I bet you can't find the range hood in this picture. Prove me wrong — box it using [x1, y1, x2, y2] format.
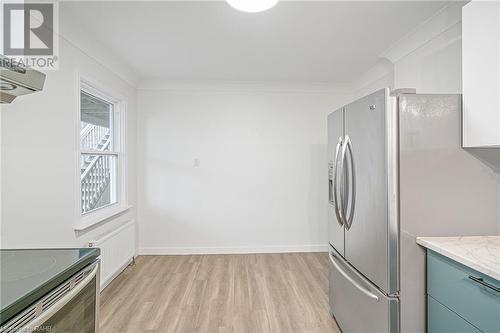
[0, 56, 46, 104]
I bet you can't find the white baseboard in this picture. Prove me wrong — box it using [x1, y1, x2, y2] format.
[138, 244, 328, 255]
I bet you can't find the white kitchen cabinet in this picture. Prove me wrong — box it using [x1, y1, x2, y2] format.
[462, 1, 500, 147]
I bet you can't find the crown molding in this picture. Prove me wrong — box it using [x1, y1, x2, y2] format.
[352, 59, 394, 93]
[137, 79, 354, 94]
[380, 1, 465, 64]
[59, 7, 139, 88]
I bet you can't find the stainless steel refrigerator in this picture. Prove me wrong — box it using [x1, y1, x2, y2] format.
[327, 88, 499, 333]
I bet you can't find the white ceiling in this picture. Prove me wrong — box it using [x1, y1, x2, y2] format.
[61, 1, 451, 83]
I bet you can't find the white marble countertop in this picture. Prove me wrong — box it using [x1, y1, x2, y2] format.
[416, 236, 500, 281]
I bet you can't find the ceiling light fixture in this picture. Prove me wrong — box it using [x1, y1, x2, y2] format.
[226, 0, 279, 13]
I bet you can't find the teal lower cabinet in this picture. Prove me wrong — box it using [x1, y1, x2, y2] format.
[428, 296, 482, 333]
[427, 250, 500, 333]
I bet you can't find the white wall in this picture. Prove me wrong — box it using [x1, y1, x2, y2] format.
[353, 3, 464, 96]
[353, 59, 395, 99]
[394, 22, 462, 94]
[0, 21, 138, 248]
[137, 83, 351, 254]
[351, 3, 464, 97]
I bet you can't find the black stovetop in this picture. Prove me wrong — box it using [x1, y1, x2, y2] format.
[0, 248, 100, 325]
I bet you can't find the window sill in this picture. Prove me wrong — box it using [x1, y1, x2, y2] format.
[74, 204, 132, 231]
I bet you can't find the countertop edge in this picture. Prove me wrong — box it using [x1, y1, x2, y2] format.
[416, 237, 500, 281]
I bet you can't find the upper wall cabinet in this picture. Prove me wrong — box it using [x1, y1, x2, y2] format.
[462, 1, 500, 148]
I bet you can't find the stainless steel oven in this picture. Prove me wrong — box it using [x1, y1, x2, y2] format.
[1, 260, 100, 333]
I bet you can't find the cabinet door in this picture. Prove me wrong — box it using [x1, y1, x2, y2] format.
[428, 296, 482, 333]
[427, 250, 500, 333]
[462, 1, 500, 147]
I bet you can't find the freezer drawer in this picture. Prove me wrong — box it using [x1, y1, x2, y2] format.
[329, 248, 399, 333]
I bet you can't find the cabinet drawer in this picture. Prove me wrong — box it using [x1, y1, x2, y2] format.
[427, 251, 500, 333]
[428, 296, 482, 333]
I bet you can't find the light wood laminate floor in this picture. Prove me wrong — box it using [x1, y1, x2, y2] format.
[100, 253, 340, 333]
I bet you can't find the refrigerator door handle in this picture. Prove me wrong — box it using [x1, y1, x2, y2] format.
[329, 251, 379, 301]
[338, 135, 349, 227]
[343, 136, 356, 230]
[333, 137, 345, 226]
[328, 162, 334, 205]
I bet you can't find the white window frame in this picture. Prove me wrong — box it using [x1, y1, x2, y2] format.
[74, 74, 129, 231]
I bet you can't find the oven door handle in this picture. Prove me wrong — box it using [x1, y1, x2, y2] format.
[20, 262, 99, 332]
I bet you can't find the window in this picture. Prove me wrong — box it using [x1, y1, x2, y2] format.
[78, 81, 126, 221]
